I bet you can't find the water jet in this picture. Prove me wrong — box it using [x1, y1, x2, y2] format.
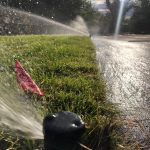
[114, 0, 126, 39]
[0, 5, 89, 36]
[0, 86, 43, 139]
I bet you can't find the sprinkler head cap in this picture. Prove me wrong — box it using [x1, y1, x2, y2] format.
[43, 111, 85, 140]
[43, 111, 85, 150]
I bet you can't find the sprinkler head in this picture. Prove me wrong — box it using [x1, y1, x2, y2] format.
[43, 111, 85, 150]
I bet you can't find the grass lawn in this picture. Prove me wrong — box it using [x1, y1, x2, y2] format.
[0, 35, 121, 150]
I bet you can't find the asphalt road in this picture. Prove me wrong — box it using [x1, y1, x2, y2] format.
[92, 35, 150, 146]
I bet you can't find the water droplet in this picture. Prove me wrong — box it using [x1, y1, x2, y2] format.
[0, 66, 5, 72]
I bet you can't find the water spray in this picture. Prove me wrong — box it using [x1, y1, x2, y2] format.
[114, 0, 126, 39]
[0, 5, 89, 36]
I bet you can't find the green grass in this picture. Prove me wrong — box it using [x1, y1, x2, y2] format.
[0, 35, 121, 150]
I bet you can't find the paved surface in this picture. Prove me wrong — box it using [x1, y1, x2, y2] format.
[104, 34, 150, 42]
[92, 35, 150, 146]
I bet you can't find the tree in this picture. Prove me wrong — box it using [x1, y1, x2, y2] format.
[130, 0, 150, 33]
[0, 0, 90, 22]
[80, 1, 101, 25]
[106, 0, 133, 33]
[0, 0, 40, 11]
[41, 0, 84, 22]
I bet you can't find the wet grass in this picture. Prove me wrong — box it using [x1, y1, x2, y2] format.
[0, 35, 121, 149]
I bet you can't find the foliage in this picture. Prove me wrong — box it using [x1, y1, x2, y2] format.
[0, 35, 121, 149]
[130, 0, 150, 33]
[80, 1, 98, 25]
[80, 2, 105, 34]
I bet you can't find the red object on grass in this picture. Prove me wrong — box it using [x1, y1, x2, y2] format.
[15, 60, 44, 96]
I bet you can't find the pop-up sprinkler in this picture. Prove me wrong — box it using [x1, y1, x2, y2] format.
[15, 61, 88, 149]
[43, 111, 85, 150]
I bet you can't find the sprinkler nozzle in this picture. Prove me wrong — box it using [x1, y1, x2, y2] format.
[43, 111, 85, 150]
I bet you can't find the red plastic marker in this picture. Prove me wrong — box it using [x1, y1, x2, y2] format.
[15, 60, 44, 96]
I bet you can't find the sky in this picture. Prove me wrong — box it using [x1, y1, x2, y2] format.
[91, 0, 108, 13]
[92, 0, 133, 17]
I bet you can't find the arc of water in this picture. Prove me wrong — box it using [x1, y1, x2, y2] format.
[0, 86, 43, 139]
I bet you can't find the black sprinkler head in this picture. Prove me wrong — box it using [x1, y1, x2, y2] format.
[43, 111, 85, 150]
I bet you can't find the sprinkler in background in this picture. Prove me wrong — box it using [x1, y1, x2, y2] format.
[15, 60, 91, 150]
